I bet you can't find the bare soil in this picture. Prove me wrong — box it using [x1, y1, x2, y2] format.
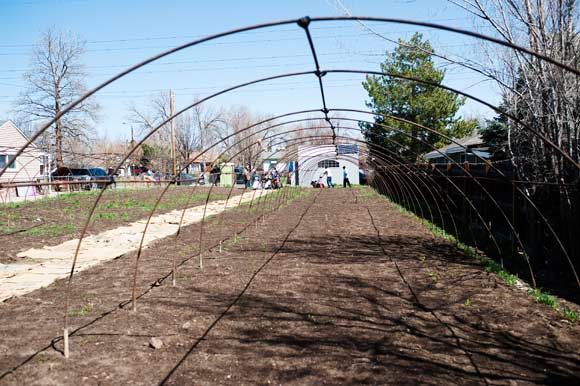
[0, 187, 579, 385]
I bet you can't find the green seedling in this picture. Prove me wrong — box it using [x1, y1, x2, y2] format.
[427, 270, 438, 283]
[307, 313, 317, 323]
[563, 308, 579, 323]
[21, 257, 42, 264]
[528, 288, 557, 309]
[95, 212, 117, 220]
[372, 188, 578, 324]
[68, 303, 93, 317]
[36, 353, 49, 363]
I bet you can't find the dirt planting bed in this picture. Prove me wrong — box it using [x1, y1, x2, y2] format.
[0, 186, 237, 264]
[0, 187, 579, 385]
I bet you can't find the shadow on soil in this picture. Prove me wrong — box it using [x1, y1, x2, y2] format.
[159, 233, 580, 385]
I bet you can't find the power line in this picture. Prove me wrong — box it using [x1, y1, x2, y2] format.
[0, 31, 482, 56]
[0, 43, 482, 76]
[0, 18, 484, 48]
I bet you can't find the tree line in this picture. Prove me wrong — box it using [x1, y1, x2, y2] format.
[363, 1, 580, 189]
[11, 28, 285, 175]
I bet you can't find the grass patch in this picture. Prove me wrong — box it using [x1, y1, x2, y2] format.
[359, 188, 379, 198]
[102, 201, 121, 209]
[2, 202, 22, 209]
[0, 223, 17, 234]
[95, 212, 118, 220]
[24, 222, 76, 237]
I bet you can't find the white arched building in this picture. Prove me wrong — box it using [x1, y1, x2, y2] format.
[295, 144, 359, 187]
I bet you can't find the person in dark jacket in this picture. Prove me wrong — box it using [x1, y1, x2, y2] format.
[210, 165, 221, 186]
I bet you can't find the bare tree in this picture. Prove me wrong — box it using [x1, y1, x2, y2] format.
[449, 0, 580, 184]
[189, 102, 225, 170]
[129, 94, 224, 172]
[16, 28, 99, 168]
[128, 92, 174, 172]
[220, 106, 275, 171]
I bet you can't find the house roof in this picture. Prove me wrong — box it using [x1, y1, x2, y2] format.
[424, 132, 485, 159]
[0, 120, 41, 151]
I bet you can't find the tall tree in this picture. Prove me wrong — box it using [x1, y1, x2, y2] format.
[361, 33, 465, 162]
[129, 94, 224, 173]
[219, 106, 274, 171]
[16, 28, 98, 168]
[449, 0, 580, 183]
[189, 102, 224, 170]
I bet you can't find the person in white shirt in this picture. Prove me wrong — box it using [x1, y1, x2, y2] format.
[324, 167, 334, 188]
[252, 176, 262, 190]
[342, 166, 351, 188]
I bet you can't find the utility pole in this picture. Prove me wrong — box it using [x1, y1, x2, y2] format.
[169, 90, 177, 176]
[129, 125, 136, 176]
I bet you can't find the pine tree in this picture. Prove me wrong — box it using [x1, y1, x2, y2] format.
[361, 33, 465, 162]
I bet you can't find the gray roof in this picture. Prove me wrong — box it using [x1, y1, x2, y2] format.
[424, 132, 485, 159]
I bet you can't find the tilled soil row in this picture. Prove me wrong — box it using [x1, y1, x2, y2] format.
[0, 187, 303, 385]
[1, 187, 579, 386]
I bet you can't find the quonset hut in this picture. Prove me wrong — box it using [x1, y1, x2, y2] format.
[294, 144, 359, 187]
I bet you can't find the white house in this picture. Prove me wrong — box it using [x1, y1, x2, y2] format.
[295, 144, 360, 187]
[0, 120, 48, 198]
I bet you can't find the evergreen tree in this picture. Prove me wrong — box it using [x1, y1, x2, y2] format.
[361, 33, 465, 162]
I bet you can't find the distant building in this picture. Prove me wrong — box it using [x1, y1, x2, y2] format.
[187, 150, 220, 175]
[0, 120, 49, 198]
[262, 148, 287, 172]
[0, 120, 48, 181]
[424, 132, 491, 164]
[295, 144, 360, 187]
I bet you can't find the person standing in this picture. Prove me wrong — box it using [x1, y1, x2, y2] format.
[210, 165, 221, 186]
[324, 167, 334, 188]
[342, 166, 351, 188]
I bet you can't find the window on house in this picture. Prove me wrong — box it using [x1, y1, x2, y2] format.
[318, 159, 339, 168]
[0, 154, 16, 169]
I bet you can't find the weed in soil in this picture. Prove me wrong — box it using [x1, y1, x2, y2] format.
[528, 288, 557, 309]
[563, 308, 579, 322]
[370, 188, 579, 324]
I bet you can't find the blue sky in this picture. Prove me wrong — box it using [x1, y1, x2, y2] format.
[0, 0, 501, 141]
